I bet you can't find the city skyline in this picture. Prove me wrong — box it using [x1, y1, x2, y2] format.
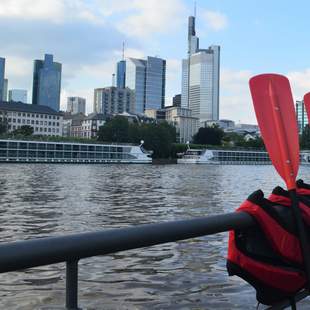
[1, 0, 310, 123]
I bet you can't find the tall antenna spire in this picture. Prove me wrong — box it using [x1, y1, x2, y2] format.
[122, 42, 125, 61]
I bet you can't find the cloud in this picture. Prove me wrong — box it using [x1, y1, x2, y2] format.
[116, 0, 186, 38]
[220, 69, 255, 123]
[287, 69, 310, 101]
[201, 10, 228, 31]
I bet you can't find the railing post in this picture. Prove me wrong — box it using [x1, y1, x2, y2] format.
[66, 260, 81, 310]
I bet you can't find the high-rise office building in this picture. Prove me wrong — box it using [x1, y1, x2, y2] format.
[67, 97, 86, 114]
[8, 89, 27, 103]
[116, 60, 126, 88]
[32, 54, 62, 112]
[0, 58, 5, 101]
[125, 56, 166, 113]
[93, 87, 135, 115]
[296, 100, 308, 133]
[2, 79, 8, 101]
[181, 16, 220, 123]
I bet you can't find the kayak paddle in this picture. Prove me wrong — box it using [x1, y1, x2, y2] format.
[249, 73, 310, 288]
[303, 92, 310, 123]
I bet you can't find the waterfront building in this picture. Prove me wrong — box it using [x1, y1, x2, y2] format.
[81, 113, 106, 139]
[93, 87, 135, 115]
[0, 101, 63, 136]
[125, 56, 166, 113]
[116, 60, 126, 88]
[67, 97, 86, 114]
[145, 106, 198, 143]
[173, 94, 181, 107]
[8, 89, 27, 103]
[181, 16, 220, 124]
[62, 112, 86, 137]
[32, 54, 62, 112]
[165, 106, 199, 143]
[296, 100, 308, 133]
[0, 58, 5, 101]
[2, 78, 8, 101]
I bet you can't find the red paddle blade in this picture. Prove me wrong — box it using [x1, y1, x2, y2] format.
[303, 92, 310, 122]
[249, 74, 299, 190]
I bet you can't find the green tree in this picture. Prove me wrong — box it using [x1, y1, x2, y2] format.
[193, 125, 224, 145]
[12, 125, 33, 136]
[97, 116, 129, 143]
[0, 119, 7, 134]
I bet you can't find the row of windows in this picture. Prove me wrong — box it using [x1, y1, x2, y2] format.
[0, 150, 135, 160]
[0, 142, 128, 152]
[7, 125, 60, 133]
[0, 112, 59, 119]
[1, 118, 60, 126]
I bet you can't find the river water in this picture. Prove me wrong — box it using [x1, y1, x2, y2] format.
[0, 164, 309, 309]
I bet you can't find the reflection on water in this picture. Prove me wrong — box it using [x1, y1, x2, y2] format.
[0, 164, 309, 309]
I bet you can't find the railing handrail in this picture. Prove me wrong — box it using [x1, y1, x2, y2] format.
[0, 211, 253, 273]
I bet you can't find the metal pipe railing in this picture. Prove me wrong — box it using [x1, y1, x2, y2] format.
[0, 211, 306, 309]
[0, 211, 253, 272]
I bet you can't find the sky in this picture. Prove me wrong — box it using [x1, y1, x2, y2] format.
[1, 0, 310, 123]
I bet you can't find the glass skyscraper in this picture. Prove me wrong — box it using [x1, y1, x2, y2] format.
[0, 58, 5, 102]
[125, 56, 166, 113]
[32, 54, 62, 112]
[181, 16, 220, 123]
[116, 60, 126, 88]
[296, 100, 308, 133]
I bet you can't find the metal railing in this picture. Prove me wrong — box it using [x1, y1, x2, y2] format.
[0, 212, 307, 309]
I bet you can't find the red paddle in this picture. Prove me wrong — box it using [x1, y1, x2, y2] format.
[249, 73, 310, 288]
[303, 92, 310, 122]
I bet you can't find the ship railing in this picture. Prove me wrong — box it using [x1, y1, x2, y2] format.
[0, 212, 307, 310]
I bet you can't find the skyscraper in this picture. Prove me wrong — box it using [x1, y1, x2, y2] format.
[125, 56, 166, 113]
[8, 89, 27, 103]
[181, 16, 220, 123]
[296, 100, 308, 133]
[116, 60, 126, 88]
[67, 97, 86, 114]
[0, 58, 5, 101]
[2, 79, 8, 101]
[32, 54, 62, 112]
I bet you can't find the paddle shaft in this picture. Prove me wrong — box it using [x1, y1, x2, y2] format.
[289, 189, 310, 286]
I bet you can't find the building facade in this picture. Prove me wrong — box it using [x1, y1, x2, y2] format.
[0, 58, 5, 102]
[173, 94, 181, 107]
[296, 100, 308, 133]
[32, 54, 62, 112]
[93, 87, 135, 115]
[8, 89, 27, 103]
[0, 101, 63, 136]
[67, 97, 86, 114]
[116, 60, 126, 88]
[181, 16, 220, 124]
[81, 113, 106, 139]
[2, 79, 8, 101]
[125, 56, 166, 113]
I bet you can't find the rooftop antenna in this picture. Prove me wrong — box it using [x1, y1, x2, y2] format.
[112, 73, 116, 87]
[122, 41, 125, 61]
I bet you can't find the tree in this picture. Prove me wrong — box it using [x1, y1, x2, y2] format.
[97, 116, 129, 143]
[193, 125, 224, 145]
[12, 125, 33, 136]
[0, 120, 6, 134]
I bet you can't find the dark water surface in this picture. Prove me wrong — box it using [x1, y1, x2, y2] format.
[0, 164, 309, 309]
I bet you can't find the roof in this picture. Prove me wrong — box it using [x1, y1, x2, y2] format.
[0, 101, 61, 115]
[85, 113, 107, 120]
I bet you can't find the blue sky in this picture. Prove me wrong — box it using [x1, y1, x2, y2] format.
[0, 0, 309, 123]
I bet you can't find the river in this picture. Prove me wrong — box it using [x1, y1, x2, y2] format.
[0, 164, 309, 309]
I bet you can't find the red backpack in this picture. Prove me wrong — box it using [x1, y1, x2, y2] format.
[227, 189, 307, 305]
